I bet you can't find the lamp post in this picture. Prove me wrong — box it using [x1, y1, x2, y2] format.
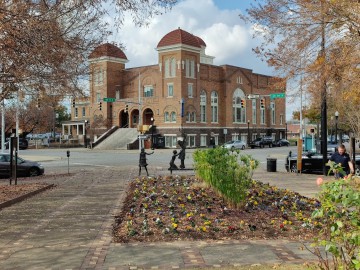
[150, 117, 155, 150]
[247, 120, 250, 146]
[330, 116, 334, 142]
[84, 120, 88, 148]
[335, 111, 339, 144]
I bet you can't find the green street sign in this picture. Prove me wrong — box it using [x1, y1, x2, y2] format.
[270, 93, 285, 99]
[103, 97, 116, 102]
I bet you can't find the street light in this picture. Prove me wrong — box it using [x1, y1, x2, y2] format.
[247, 120, 250, 146]
[150, 117, 155, 150]
[335, 111, 339, 144]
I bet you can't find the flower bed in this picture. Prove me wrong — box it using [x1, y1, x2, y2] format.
[113, 175, 321, 243]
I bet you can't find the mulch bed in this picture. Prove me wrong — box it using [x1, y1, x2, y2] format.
[113, 175, 322, 243]
[0, 183, 54, 210]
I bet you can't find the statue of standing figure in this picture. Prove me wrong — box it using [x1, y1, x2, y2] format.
[139, 148, 154, 176]
[177, 132, 187, 169]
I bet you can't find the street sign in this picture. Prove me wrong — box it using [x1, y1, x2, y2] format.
[103, 97, 116, 102]
[247, 94, 260, 99]
[270, 93, 285, 99]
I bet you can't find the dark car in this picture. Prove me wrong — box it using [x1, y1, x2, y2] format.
[249, 137, 274, 148]
[285, 151, 360, 175]
[273, 139, 290, 147]
[5, 138, 29, 150]
[0, 154, 44, 177]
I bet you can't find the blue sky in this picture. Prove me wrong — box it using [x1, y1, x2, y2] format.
[105, 0, 296, 119]
[213, 0, 253, 11]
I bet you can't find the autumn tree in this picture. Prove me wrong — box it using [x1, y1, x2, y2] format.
[0, 0, 177, 101]
[241, 0, 360, 136]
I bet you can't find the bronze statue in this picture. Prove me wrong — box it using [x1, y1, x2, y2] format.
[169, 150, 179, 171]
[177, 132, 187, 169]
[139, 148, 154, 176]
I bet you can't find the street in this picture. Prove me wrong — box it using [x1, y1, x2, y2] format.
[17, 146, 295, 175]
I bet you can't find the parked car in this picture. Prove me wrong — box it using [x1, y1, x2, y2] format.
[5, 138, 29, 150]
[249, 137, 274, 148]
[223, 140, 246, 150]
[285, 151, 360, 175]
[0, 154, 44, 177]
[273, 139, 290, 147]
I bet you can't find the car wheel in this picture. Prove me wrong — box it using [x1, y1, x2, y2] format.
[251, 146, 254, 149]
[241, 145, 245, 150]
[260, 144, 264, 148]
[290, 163, 298, 173]
[28, 167, 40, 177]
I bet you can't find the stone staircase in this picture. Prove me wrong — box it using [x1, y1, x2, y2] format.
[94, 128, 138, 150]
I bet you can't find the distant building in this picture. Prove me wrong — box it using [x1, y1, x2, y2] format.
[71, 28, 286, 148]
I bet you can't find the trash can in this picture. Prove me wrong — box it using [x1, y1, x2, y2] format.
[267, 158, 277, 172]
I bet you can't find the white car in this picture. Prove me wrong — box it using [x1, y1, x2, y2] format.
[223, 140, 246, 150]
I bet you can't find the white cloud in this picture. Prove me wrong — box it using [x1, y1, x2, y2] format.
[106, 0, 271, 75]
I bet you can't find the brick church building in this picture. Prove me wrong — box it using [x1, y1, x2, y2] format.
[70, 28, 286, 148]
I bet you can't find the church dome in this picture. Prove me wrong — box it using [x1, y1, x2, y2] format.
[157, 28, 203, 48]
[89, 43, 128, 60]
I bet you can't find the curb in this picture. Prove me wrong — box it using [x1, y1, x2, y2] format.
[0, 184, 55, 210]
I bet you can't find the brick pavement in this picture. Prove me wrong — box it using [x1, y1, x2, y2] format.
[0, 166, 325, 269]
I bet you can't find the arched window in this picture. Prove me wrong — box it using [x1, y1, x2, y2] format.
[170, 111, 176, 122]
[186, 111, 191, 122]
[186, 111, 197, 122]
[170, 58, 176, 77]
[164, 58, 176, 78]
[191, 112, 196, 122]
[165, 59, 170, 78]
[233, 88, 246, 123]
[164, 112, 170, 122]
[211, 91, 218, 123]
[200, 90, 206, 123]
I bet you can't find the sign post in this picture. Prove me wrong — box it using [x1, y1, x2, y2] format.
[297, 139, 303, 174]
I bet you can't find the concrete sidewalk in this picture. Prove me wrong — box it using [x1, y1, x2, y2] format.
[0, 167, 328, 269]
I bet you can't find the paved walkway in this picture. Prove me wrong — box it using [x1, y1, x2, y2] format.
[0, 165, 331, 269]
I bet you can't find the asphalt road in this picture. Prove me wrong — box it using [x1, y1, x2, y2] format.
[17, 145, 295, 175]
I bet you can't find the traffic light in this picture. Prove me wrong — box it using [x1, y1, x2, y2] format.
[124, 104, 128, 113]
[240, 99, 245, 108]
[72, 99, 75, 107]
[260, 98, 265, 109]
[36, 98, 40, 108]
[98, 102, 102, 111]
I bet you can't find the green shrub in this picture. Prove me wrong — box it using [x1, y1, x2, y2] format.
[193, 147, 259, 208]
[311, 173, 360, 270]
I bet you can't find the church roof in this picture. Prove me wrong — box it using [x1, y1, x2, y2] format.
[89, 43, 128, 60]
[157, 28, 205, 48]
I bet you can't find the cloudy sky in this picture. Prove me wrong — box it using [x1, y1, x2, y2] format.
[105, 0, 297, 119]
